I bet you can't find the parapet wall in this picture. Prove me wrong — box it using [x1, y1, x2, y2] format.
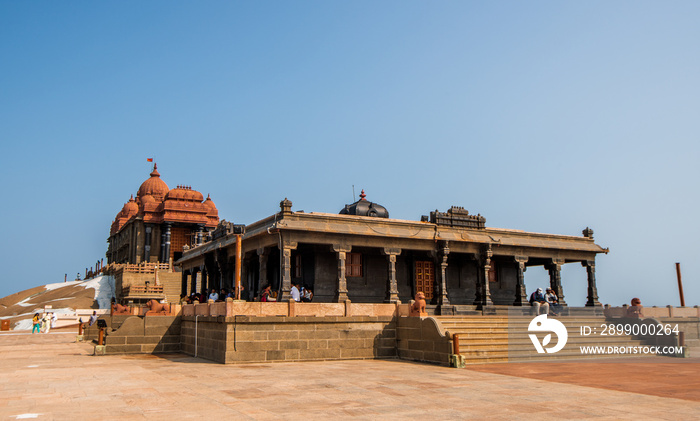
[605, 305, 700, 318]
[182, 300, 400, 318]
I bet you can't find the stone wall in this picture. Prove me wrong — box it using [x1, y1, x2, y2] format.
[102, 316, 181, 354]
[180, 315, 397, 364]
[396, 316, 452, 366]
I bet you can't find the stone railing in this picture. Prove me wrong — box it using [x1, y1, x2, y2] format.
[122, 285, 164, 295]
[122, 263, 171, 273]
[181, 300, 402, 318]
[604, 305, 700, 318]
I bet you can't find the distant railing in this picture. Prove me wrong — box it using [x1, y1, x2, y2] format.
[122, 285, 164, 296]
[122, 263, 170, 274]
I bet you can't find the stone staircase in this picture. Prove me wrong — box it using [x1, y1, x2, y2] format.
[436, 314, 650, 364]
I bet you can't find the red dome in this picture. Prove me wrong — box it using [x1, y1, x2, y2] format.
[166, 185, 204, 202]
[137, 164, 169, 200]
[122, 195, 138, 218]
[203, 194, 216, 209]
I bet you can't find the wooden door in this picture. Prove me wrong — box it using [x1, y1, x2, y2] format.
[415, 261, 435, 300]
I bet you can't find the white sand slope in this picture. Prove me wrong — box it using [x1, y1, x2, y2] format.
[0, 275, 115, 330]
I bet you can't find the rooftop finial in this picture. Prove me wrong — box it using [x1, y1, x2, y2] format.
[360, 189, 366, 201]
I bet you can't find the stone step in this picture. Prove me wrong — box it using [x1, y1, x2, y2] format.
[449, 335, 644, 345]
[460, 346, 652, 363]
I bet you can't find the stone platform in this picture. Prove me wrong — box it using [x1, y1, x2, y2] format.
[0, 331, 698, 419]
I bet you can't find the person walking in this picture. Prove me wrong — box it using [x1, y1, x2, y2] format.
[32, 313, 41, 334]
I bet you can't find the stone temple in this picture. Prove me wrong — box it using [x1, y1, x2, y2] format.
[106, 165, 607, 312]
[176, 191, 607, 313]
[93, 165, 696, 366]
[105, 164, 219, 303]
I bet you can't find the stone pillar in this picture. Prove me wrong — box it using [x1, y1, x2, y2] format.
[196, 224, 204, 246]
[163, 223, 172, 264]
[200, 266, 207, 294]
[514, 256, 529, 306]
[191, 268, 198, 295]
[583, 260, 600, 307]
[382, 248, 401, 303]
[242, 256, 251, 301]
[332, 244, 352, 303]
[144, 225, 152, 262]
[279, 241, 297, 302]
[181, 270, 188, 297]
[194, 268, 201, 294]
[437, 241, 450, 306]
[547, 259, 567, 306]
[160, 229, 166, 262]
[474, 245, 493, 307]
[258, 248, 268, 298]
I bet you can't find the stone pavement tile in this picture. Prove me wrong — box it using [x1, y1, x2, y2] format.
[465, 358, 700, 402]
[1, 334, 700, 420]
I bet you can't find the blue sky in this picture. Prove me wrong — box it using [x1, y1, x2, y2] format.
[1, 1, 698, 307]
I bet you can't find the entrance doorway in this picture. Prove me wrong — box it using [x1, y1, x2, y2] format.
[415, 261, 435, 300]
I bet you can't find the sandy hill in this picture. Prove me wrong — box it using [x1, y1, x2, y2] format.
[0, 275, 115, 330]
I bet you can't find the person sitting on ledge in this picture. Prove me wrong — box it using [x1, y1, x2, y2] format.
[302, 286, 313, 302]
[261, 285, 276, 302]
[290, 282, 301, 302]
[529, 288, 549, 316]
[626, 297, 644, 319]
[208, 288, 219, 302]
[545, 288, 560, 316]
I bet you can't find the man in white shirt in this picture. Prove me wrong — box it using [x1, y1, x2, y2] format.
[89, 311, 98, 326]
[209, 288, 219, 301]
[290, 283, 301, 302]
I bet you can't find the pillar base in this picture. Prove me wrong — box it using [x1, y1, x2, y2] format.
[93, 345, 106, 356]
[513, 297, 529, 306]
[436, 305, 455, 316]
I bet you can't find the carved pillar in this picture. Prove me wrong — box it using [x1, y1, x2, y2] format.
[181, 270, 188, 297]
[196, 224, 204, 246]
[437, 241, 450, 306]
[195, 267, 202, 294]
[279, 241, 297, 302]
[190, 268, 197, 296]
[144, 225, 152, 262]
[547, 259, 566, 306]
[475, 245, 493, 307]
[242, 256, 251, 301]
[382, 248, 401, 303]
[163, 223, 172, 264]
[514, 256, 529, 306]
[258, 248, 268, 298]
[583, 260, 600, 307]
[332, 244, 352, 302]
[160, 229, 166, 262]
[215, 250, 227, 291]
[200, 265, 207, 294]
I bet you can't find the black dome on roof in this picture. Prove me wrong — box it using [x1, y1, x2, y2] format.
[339, 190, 389, 218]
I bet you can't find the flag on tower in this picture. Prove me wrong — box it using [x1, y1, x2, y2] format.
[147, 158, 153, 162]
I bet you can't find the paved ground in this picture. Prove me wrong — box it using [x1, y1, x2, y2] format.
[0, 332, 698, 420]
